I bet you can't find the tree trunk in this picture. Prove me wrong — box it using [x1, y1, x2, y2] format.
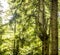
[13, 15, 19, 55]
[50, 0, 58, 55]
[36, 0, 49, 55]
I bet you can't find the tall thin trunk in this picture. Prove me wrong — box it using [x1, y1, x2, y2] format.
[39, 0, 49, 55]
[35, 0, 49, 55]
[13, 39, 19, 55]
[50, 0, 58, 55]
[13, 11, 19, 55]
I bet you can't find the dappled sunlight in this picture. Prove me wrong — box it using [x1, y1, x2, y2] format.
[0, 0, 11, 24]
[0, 0, 13, 39]
[0, 0, 59, 55]
[0, 0, 9, 11]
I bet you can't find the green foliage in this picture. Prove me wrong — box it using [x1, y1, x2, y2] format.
[0, 0, 60, 55]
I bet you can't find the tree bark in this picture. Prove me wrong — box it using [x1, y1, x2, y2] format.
[36, 0, 49, 55]
[50, 0, 58, 55]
